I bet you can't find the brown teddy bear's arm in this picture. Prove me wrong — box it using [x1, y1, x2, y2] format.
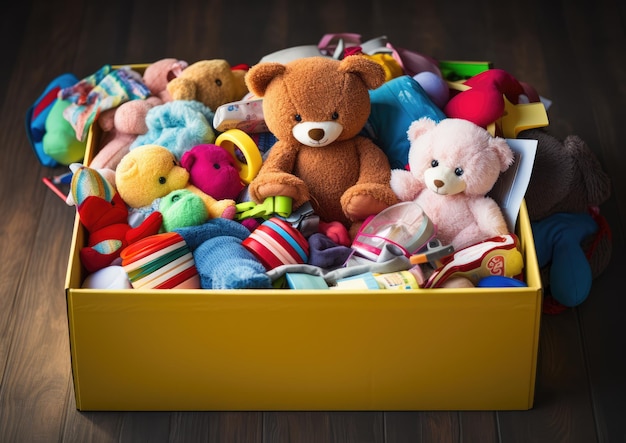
[340, 137, 400, 221]
[248, 141, 309, 207]
[354, 137, 394, 184]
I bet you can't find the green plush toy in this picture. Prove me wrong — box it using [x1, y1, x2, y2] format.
[42, 98, 87, 165]
[159, 188, 208, 232]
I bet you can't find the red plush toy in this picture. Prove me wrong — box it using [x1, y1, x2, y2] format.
[444, 68, 541, 129]
[67, 164, 163, 273]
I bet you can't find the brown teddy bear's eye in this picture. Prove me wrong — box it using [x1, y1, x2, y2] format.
[331, 112, 339, 120]
[159, 177, 166, 184]
[455, 167, 464, 176]
[294, 114, 302, 122]
[215, 79, 222, 87]
[431, 159, 438, 167]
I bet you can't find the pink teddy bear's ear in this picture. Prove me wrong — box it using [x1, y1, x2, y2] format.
[489, 136, 515, 172]
[407, 117, 438, 142]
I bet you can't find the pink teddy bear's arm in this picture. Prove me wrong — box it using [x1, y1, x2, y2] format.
[470, 197, 510, 237]
[390, 168, 424, 201]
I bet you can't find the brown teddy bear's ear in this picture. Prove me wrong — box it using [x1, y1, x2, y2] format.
[407, 117, 437, 142]
[339, 55, 386, 90]
[489, 136, 515, 172]
[244, 62, 286, 97]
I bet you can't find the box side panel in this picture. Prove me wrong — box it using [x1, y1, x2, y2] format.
[65, 207, 87, 409]
[516, 200, 543, 408]
[518, 200, 541, 289]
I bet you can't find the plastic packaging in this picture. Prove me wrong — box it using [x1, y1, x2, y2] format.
[351, 201, 436, 262]
[332, 268, 423, 290]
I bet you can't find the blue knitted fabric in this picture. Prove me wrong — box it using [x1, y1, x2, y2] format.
[174, 218, 272, 289]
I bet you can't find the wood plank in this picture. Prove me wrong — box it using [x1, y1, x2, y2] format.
[0, 189, 76, 441]
[385, 412, 463, 443]
[499, 311, 598, 443]
[263, 412, 383, 443]
[580, 253, 626, 443]
[539, 2, 626, 442]
[0, 1, 85, 441]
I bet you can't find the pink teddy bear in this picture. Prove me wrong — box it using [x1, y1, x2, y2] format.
[390, 117, 515, 251]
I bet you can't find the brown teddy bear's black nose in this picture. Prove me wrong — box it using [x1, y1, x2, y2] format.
[308, 128, 325, 141]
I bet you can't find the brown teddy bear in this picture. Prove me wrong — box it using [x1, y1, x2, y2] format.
[244, 55, 399, 234]
[166, 59, 249, 112]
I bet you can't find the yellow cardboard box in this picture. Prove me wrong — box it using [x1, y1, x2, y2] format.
[64, 72, 542, 411]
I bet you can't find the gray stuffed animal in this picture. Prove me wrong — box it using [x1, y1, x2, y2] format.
[518, 128, 612, 312]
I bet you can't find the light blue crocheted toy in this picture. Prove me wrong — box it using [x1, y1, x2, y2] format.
[131, 99, 216, 160]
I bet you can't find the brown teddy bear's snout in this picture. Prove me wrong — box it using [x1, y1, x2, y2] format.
[293, 121, 343, 147]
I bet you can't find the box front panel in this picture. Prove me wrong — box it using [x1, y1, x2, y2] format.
[67, 286, 540, 411]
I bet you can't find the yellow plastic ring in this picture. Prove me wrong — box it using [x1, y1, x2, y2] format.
[215, 129, 263, 184]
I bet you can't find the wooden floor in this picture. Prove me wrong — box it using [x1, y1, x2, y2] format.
[2, 0, 625, 441]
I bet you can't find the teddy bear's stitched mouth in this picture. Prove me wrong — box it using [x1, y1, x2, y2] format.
[293, 121, 343, 147]
[428, 183, 448, 195]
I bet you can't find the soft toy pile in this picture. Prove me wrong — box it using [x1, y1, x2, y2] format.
[34, 34, 611, 307]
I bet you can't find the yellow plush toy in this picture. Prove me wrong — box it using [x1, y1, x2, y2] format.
[166, 59, 249, 111]
[115, 144, 236, 219]
[245, 55, 399, 235]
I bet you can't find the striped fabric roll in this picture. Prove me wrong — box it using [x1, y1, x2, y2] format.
[120, 232, 200, 290]
[242, 217, 309, 271]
